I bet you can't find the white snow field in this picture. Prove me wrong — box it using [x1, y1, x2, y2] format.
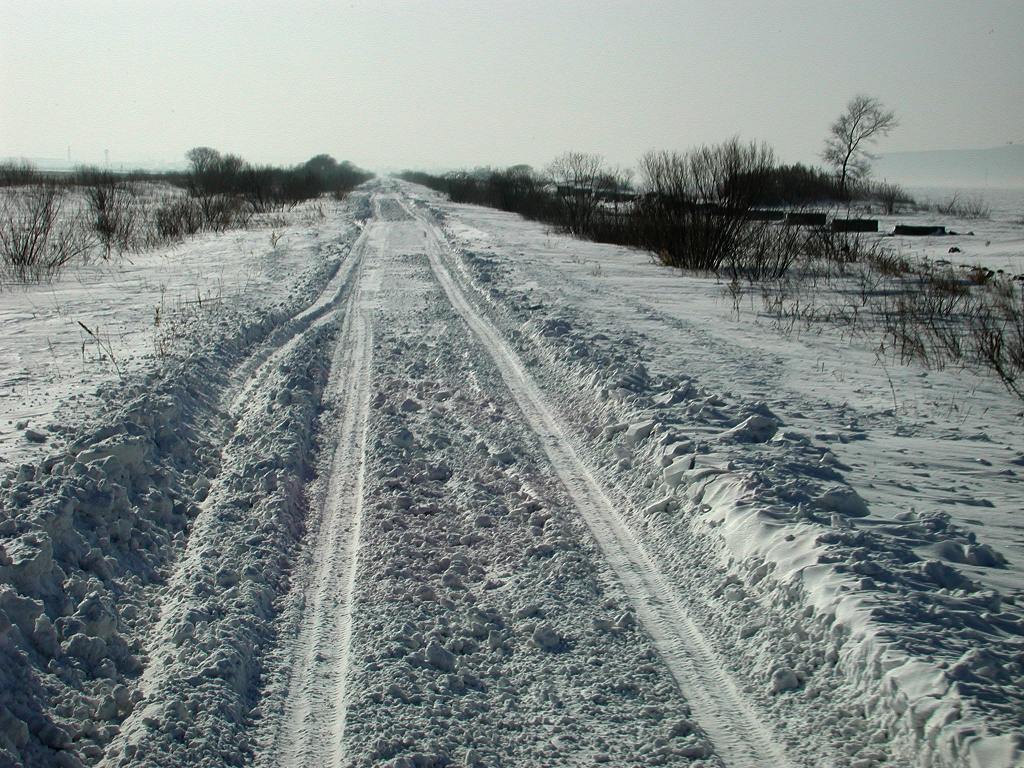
[0, 180, 1021, 768]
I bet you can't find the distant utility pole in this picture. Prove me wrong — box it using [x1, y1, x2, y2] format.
[104, 149, 110, 167]
[67, 145, 71, 163]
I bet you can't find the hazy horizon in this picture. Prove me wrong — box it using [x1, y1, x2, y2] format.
[2, 0, 1022, 172]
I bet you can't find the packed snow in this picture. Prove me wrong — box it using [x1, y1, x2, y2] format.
[0, 180, 1021, 768]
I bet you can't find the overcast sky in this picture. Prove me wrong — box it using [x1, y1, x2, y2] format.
[2, 0, 1022, 171]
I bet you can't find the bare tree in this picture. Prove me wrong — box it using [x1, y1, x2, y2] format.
[547, 152, 605, 235]
[822, 95, 898, 200]
[185, 147, 221, 177]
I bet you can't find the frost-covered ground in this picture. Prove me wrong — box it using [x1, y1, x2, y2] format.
[0, 181, 1020, 768]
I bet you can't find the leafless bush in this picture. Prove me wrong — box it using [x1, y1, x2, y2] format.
[153, 196, 204, 241]
[865, 248, 914, 277]
[758, 241, 1024, 398]
[0, 159, 39, 187]
[196, 193, 250, 232]
[876, 265, 974, 367]
[77, 166, 249, 252]
[797, 229, 905, 286]
[76, 167, 146, 256]
[870, 181, 911, 214]
[971, 283, 1024, 397]
[0, 185, 92, 282]
[936, 193, 990, 219]
[730, 221, 809, 280]
[546, 152, 607, 236]
[149, 192, 248, 240]
[637, 139, 777, 274]
[802, 227, 857, 269]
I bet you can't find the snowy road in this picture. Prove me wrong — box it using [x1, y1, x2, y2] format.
[264, 223, 373, 766]
[1, 181, 1021, 768]
[254, 192, 752, 766]
[410, 197, 791, 768]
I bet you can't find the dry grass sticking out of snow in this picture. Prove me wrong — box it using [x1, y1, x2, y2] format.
[0, 192, 358, 470]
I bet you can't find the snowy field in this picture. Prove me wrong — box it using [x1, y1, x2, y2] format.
[865, 185, 1024, 274]
[0, 181, 1021, 767]
[0, 197, 357, 470]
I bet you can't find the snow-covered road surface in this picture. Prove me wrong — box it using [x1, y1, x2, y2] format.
[261, 223, 373, 766]
[1, 181, 1021, 768]
[411, 197, 791, 768]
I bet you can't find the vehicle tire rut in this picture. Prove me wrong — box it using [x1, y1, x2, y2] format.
[256, 217, 380, 767]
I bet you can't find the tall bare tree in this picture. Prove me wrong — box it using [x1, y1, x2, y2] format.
[185, 147, 221, 177]
[822, 95, 898, 200]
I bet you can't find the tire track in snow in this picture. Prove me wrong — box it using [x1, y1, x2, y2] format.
[226, 218, 372, 420]
[262, 222, 381, 767]
[403, 197, 794, 768]
[99, 213, 375, 768]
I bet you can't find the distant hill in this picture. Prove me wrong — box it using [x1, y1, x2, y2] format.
[874, 145, 1024, 188]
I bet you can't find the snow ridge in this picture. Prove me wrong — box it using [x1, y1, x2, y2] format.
[0, 204, 362, 767]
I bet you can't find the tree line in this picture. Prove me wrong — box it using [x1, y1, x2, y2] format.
[399, 96, 907, 278]
[398, 143, 910, 278]
[182, 148, 373, 211]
